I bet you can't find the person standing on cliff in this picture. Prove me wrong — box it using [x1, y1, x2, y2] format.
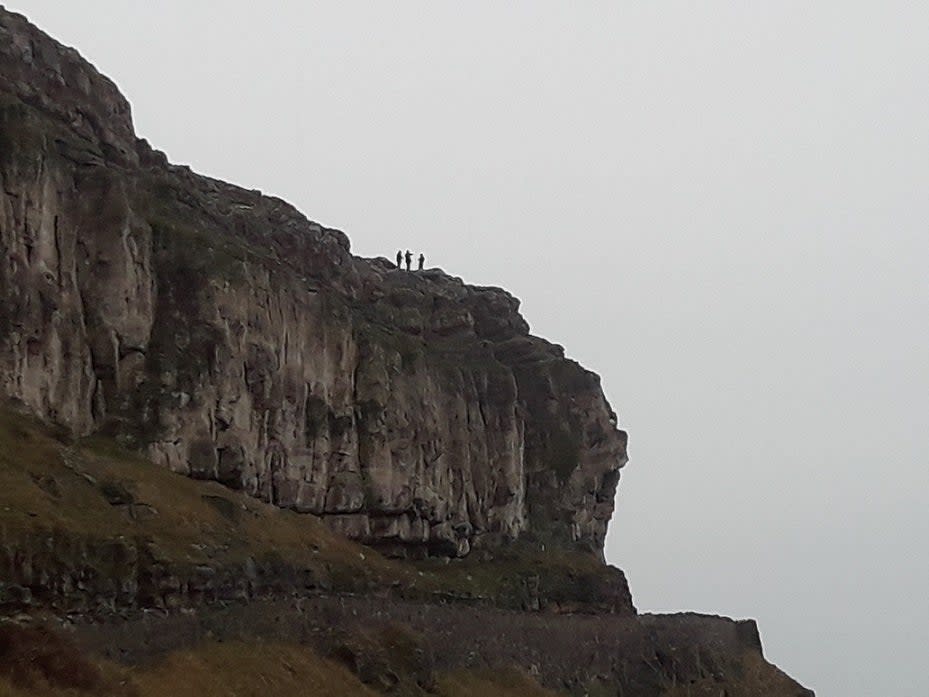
[405, 250, 412, 271]
[396, 249, 403, 269]
[418, 253, 425, 271]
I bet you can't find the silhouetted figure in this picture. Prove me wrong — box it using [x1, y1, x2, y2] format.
[396, 250, 402, 269]
[418, 253, 425, 270]
[404, 250, 412, 271]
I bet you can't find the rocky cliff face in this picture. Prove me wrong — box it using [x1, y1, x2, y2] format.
[0, 11, 817, 694]
[0, 6, 626, 561]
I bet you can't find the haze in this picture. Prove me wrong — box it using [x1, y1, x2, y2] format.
[7, 2, 928, 694]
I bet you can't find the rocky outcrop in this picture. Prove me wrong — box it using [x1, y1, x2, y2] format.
[0, 6, 626, 561]
[67, 598, 814, 697]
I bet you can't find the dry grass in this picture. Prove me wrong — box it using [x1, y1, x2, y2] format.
[415, 540, 617, 610]
[0, 624, 103, 694]
[0, 404, 620, 608]
[437, 667, 562, 697]
[129, 642, 381, 697]
[0, 405, 418, 588]
[0, 636, 378, 697]
[0, 630, 563, 697]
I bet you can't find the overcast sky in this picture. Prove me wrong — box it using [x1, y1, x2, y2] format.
[8, 2, 928, 695]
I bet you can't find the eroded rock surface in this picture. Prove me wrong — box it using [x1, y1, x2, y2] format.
[0, 6, 626, 561]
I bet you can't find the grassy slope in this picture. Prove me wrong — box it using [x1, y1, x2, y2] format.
[0, 404, 418, 593]
[0, 404, 618, 608]
[0, 407, 808, 696]
[0, 406, 569, 697]
[0, 625, 562, 697]
[0, 631, 806, 697]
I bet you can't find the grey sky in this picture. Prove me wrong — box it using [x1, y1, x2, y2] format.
[7, 2, 928, 694]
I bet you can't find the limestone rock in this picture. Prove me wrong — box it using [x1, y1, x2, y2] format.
[0, 6, 626, 560]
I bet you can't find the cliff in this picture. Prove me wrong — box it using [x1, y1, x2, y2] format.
[0, 407, 810, 696]
[0, 6, 624, 562]
[0, 7, 813, 696]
